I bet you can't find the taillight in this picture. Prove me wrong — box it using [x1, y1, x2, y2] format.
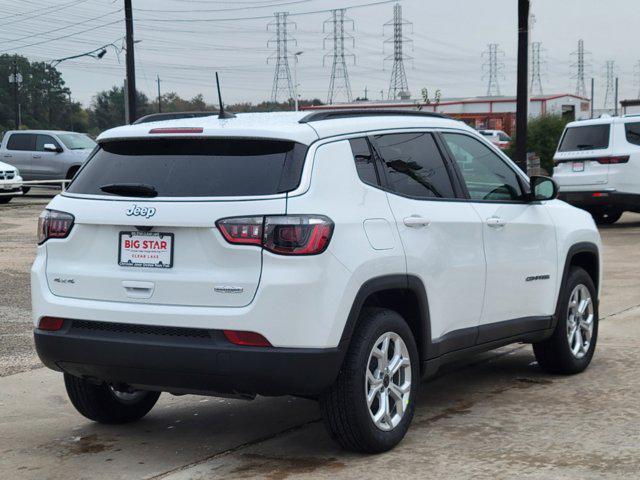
[216, 215, 334, 255]
[595, 156, 630, 164]
[223, 330, 271, 347]
[37, 209, 75, 245]
[38, 317, 64, 331]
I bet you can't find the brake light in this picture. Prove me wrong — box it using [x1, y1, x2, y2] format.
[595, 156, 630, 164]
[37, 210, 74, 244]
[223, 330, 271, 347]
[38, 317, 64, 331]
[148, 127, 204, 134]
[217, 215, 334, 255]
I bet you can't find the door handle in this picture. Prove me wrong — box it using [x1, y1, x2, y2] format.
[486, 216, 507, 228]
[122, 280, 155, 299]
[3, 154, 12, 158]
[403, 216, 431, 228]
[32, 155, 41, 159]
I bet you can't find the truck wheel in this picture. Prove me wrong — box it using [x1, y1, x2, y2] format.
[21, 187, 30, 195]
[592, 209, 622, 225]
[319, 308, 419, 453]
[64, 373, 160, 424]
[533, 267, 598, 375]
[0, 197, 12, 204]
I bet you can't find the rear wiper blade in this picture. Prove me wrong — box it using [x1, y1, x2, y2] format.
[100, 183, 158, 198]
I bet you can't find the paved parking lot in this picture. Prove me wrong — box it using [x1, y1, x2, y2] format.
[1, 191, 640, 479]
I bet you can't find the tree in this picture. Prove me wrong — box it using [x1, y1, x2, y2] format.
[506, 115, 570, 174]
[87, 86, 152, 135]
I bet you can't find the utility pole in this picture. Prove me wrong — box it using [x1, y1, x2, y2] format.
[571, 39, 588, 98]
[12, 57, 19, 128]
[268, 12, 296, 103]
[124, 0, 137, 123]
[364, 86, 368, 100]
[324, 8, 355, 104]
[384, 2, 412, 100]
[482, 43, 504, 96]
[590, 77, 595, 118]
[603, 60, 615, 111]
[530, 41, 544, 96]
[515, 0, 530, 172]
[157, 75, 162, 113]
[292, 51, 303, 111]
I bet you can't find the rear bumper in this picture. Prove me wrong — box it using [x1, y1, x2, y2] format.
[558, 190, 640, 212]
[34, 319, 345, 396]
[0, 186, 22, 196]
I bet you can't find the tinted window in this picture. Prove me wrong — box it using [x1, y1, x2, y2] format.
[349, 137, 379, 186]
[6, 133, 35, 151]
[624, 122, 640, 146]
[558, 125, 610, 151]
[443, 133, 523, 201]
[67, 138, 308, 197]
[498, 132, 511, 142]
[373, 132, 455, 199]
[35, 135, 60, 152]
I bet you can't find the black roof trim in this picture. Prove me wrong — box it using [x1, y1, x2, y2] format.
[298, 109, 451, 123]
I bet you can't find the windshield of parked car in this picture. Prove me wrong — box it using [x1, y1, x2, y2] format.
[558, 125, 610, 151]
[57, 133, 97, 150]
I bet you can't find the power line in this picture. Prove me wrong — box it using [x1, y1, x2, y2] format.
[135, 0, 317, 13]
[0, 0, 90, 24]
[324, 8, 354, 104]
[384, 2, 412, 100]
[482, 43, 504, 96]
[268, 12, 296, 102]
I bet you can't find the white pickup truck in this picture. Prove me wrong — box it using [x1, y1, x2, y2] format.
[0, 159, 23, 204]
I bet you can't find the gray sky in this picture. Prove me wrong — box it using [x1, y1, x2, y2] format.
[4, 0, 639, 108]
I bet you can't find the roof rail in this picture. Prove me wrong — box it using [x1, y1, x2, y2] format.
[298, 109, 451, 123]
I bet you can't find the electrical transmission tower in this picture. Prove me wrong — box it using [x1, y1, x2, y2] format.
[530, 41, 544, 96]
[482, 43, 504, 96]
[634, 60, 640, 99]
[384, 3, 412, 100]
[267, 12, 296, 103]
[571, 39, 589, 97]
[323, 9, 355, 104]
[603, 60, 616, 110]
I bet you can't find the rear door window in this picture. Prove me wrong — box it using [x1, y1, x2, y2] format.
[558, 125, 610, 151]
[6, 133, 35, 151]
[67, 138, 308, 197]
[372, 132, 455, 199]
[624, 122, 640, 146]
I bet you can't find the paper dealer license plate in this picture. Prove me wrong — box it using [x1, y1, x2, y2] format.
[119, 231, 173, 268]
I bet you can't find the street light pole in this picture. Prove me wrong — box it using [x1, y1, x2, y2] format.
[293, 51, 303, 111]
[124, 0, 137, 123]
[12, 57, 19, 129]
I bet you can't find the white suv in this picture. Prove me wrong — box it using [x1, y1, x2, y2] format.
[0, 160, 23, 204]
[553, 115, 640, 224]
[33, 110, 601, 453]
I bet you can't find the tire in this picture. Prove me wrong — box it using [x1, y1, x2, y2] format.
[64, 373, 160, 424]
[533, 267, 598, 375]
[21, 187, 30, 195]
[592, 209, 622, 225]
[0, 197, 12, 204]
[319, 308, 420, 453]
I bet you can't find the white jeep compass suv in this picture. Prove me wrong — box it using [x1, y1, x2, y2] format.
[553, 115, 640, 224]
[33, 110, 601, 453]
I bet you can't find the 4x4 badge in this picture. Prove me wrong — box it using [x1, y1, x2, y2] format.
[126, 205, 156, 219]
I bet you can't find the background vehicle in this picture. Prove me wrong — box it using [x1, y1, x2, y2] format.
[0, 130, 96, 191]
[479, 129, 512, 149]
[553, 116, 640, 224]
[0, 160, 22, 204]
[33, 110, 601, 453]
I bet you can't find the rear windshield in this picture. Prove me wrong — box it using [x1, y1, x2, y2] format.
[67, 138, 307, 197]
[558, 125, 610, 152]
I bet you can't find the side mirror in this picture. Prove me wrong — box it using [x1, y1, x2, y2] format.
[43, 143, 61, 153]
[529, 175, 558, 201]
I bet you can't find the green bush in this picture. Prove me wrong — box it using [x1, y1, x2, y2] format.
[506, 115, 570, 174]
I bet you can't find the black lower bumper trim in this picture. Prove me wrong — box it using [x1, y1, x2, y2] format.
[558, 191, 640, 213]
[34, 320, 344, 396]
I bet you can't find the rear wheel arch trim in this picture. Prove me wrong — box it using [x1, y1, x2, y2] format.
[339, 274, 431, 362]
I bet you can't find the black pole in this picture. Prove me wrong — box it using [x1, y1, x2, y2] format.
[12, 57, 19, 129]
[614, 77, 619, 116]
[515, 0, 529, 172]
[124, 0, 136, 123]
[157, 75, 162, 113]
[590, 78, 594, 119]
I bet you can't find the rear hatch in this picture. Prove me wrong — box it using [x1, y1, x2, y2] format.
[45, 137, 307, 307]
[553, 123, 612, 187]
